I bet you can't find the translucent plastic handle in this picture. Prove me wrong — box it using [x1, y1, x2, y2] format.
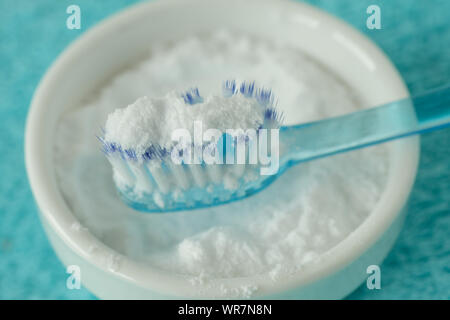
[280, 86, 450, 164]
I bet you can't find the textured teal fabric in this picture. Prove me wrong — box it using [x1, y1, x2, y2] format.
[0, 0, 448, 299]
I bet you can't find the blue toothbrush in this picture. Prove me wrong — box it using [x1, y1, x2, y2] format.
[101, 83, 450, 213]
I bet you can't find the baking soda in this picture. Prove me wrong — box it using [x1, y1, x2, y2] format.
[104, 93, 264, 154]
[54, 31, 388, 297]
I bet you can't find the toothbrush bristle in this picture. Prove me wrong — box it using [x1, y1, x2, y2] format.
[98, 137, 120, 155]
[223, 80, 237, 97]
[142, 145, 168, 161]
[263, 107, 284, 128]
[239, 81, 256, 97]
[181, 88, 203, 105]
[256, 88, 275, 107]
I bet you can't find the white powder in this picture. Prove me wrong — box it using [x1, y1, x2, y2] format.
[54, 31, 388, 298]
[104, 93, 264, 153]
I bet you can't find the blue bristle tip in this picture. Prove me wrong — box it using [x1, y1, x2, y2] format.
[239, 81, 256, 97]
[223, 80, 237, 97]
[182, 88, 203, 105]
[256, 88, 275, 107]
[263, 107, 284, 127]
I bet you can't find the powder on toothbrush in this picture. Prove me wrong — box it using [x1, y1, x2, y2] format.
[54, 31, 388, 298]
[103, 93, 264, 154]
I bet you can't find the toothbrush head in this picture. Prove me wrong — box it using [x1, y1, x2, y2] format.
[100, 81, 283, 213]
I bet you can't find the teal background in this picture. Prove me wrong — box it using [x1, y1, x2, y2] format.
[0, 0, 449, 299]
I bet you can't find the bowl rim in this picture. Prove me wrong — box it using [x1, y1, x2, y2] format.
[25, 0, 419, 298]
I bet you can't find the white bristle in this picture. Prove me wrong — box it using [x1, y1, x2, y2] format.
[128, 162, 154, 193]
[107, 154, 135, 187]
[188, 165, 207, 188]
[232, 164, 246, 178]
[167, 162, 190, 190]
[206, 164, 223, 184]
[146, 161, 171, 193]
[232, 140, 248, 178]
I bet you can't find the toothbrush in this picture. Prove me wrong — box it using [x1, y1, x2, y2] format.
[100, 82, 450, 213]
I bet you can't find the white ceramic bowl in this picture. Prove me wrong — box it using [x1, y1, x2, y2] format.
[25, 0, 419, 299]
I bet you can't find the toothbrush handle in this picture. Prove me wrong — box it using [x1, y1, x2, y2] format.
[280, 86, 450, 164]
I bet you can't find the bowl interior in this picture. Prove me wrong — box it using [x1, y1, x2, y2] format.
[26, 0, 419, 297]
